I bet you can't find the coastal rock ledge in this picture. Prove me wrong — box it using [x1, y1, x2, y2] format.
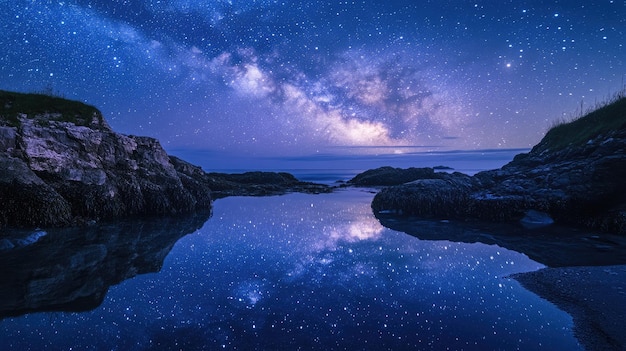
[0, 91, 213, 228]
[372, 97, 626, 234]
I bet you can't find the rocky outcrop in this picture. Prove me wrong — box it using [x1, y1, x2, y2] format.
[206, 171, 332, 198]
[372, 98, 626, 234]
[347, 166, 443, 186]
[0, 92, 214, 228]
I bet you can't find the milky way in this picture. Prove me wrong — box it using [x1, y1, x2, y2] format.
[1, 1, 624, 157]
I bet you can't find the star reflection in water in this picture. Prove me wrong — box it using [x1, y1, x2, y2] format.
[1, 189, 582, 350]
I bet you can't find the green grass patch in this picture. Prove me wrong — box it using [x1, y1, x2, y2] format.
[0, 90, 103, 127]
[536, 95, 626, 152]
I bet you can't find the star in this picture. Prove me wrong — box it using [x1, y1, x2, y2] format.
[0, 0, 623, 157]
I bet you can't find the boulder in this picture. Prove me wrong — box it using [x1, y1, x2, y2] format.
[372, 175, 473, 218]
[520, 210, 555, 229]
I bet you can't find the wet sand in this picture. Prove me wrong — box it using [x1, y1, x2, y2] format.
[511, 265, 626, 351]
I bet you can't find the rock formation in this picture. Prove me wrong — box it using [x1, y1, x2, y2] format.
[347, 166, 442, 186]
[371, 97, 626, 234]
[206, 171, 331, 198]
[0, 90, 213, 227]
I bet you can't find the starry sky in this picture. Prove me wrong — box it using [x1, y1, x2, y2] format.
[1, 0, 624, 158]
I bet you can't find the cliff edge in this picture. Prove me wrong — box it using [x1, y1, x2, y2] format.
[0, 90, 212, 228]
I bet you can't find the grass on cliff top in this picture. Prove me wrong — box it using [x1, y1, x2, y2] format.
[0, 90, 102, 127]
[537, 94, 626, 152]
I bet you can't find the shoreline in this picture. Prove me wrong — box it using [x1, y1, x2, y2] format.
[511, 265, 626, 351]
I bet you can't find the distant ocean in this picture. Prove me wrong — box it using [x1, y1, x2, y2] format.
[168, 148, 529, 184]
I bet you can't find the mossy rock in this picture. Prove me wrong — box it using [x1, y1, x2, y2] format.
[0, 90, 104, 128]
[535, 96, 626, 153]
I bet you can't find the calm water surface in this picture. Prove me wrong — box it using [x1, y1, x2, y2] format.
[1, 189, 582, 350]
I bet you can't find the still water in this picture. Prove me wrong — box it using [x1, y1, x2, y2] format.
[0, 189, 582, 350]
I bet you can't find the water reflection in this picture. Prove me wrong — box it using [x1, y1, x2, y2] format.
[332, 217, 384, 242]
[375, 213, 626, 267]
[0, 212, 210, 319]
[315, 206, 384, 252]
[0, 190, 583, 350]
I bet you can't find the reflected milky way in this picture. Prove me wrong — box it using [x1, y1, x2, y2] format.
[1, 190, 583, 350]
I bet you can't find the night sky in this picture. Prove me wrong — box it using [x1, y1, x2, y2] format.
[1, 1, 624, 158]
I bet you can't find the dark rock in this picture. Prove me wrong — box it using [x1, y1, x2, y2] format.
[0, 154, 74, 227]
[372, 174, 473, 218]
[0, 93, 214, 228]
[520, 210, 555, 229]
[211, 171, 299, 185]
[206, 171, 332, 199]
[348, 166, 441, 186]
[372, 98, 626, 234]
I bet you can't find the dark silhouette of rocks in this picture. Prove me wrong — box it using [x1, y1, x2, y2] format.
[206, 171, 332, 199]
[0, 212, 209, 319]
[347, 166, 443, 186]
[372, 98, 626, 234]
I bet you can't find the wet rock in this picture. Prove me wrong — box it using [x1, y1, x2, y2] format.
[372, 98, 626, 234]
[372, 176, 473, 219]
[520, 210, 554, 229]
[0, 92, 213, 228]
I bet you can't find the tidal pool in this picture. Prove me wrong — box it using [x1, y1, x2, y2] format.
[1, 189, 582, 350]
